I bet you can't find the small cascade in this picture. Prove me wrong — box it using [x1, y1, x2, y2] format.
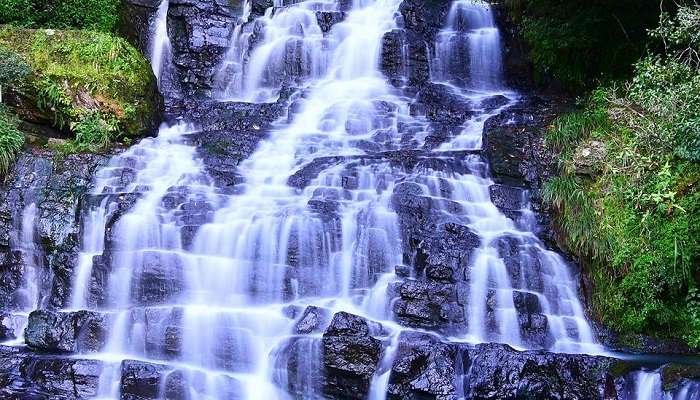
[150, 0, 172, 88]
[16, 203, 41, 311]
[213, 0, 342, 101]
[633, 370, 663, 400]
[431, 0, 503, 90]
[1, 203, 43, 344]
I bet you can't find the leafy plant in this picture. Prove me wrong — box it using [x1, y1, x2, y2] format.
[0, 46, 31, 103]
[0, 106, 24, 176]
[0, 0, 120, 32]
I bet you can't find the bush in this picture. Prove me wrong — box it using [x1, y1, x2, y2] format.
[0, 0, 120, 32]
[542, 7, 700, 345]
[507, 0, 662, 90]
[0, 46, 31, 102]
[0, 106, 24, 176]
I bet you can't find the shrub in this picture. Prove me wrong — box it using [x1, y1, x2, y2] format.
[0, 106, 24, 176]
[542, 6, 700, 344]
[0, 46, 31, 102]
[0, 0, 120, 32]
[508, 0, 662, 90]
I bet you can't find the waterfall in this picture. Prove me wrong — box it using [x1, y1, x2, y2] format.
[150, 0, 172, 87]
[60, 0, 606, 397]
[633, 370, 663, 400]
[431, 0, 503, 90]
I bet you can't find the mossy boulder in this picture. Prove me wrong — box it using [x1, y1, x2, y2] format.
[0, 26, 162, 149]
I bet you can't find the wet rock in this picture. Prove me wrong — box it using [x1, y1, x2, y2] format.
[130, 250, 186, 305]
[144, 307, 184, 359]
[0, 346, 103, 398]
[489, 184, 525, 211]
[121, 359, 171, 400]
[380, 29, 407, 86]
[387, 332, 457, 399]
[397, 0, 451, 87]
[0, 313, 25, 341]
[417, 83, 474, 125]
[294, 305, 332, 334]
[273, 336, 323, 396]
[321, 312, 382, 399]
[393, 280, 465, 331]
[316, 11, 345, 33]
[462, 343, 625, 399]
[25, 310, 108, 353]
[250, 0, 274, 16]
[22, 357, 102, 398]
[168, 0, 242, 98]
[484, 95, 560, 189]
[119, 0, 163, 53]
[513, 291, 552, 348]
[0, 150, 108, 310]
[395, 264, 411, 278]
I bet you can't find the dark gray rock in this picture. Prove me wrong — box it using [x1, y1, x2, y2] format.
[167, 0, 243, 98]
[121, 359, 171, 400]
[0, 150, 108, 310]
[387, 332, 457, 399]
[461, 343, 624, 399]
[25, 310, 108, 353]
[0, 346, 103, 398]
[294, 305, 332, 335]
[321, 312, 382, 399]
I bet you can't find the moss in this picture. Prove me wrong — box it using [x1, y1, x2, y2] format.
[0, 26, 160, 151]
[661, 364, 700, 391]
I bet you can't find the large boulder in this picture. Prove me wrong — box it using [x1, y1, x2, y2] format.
[387, 332, 457, 399]
[24, 310, 109, 353]
[0, 346, 103, 398]
[321, 312, 383, 399]
[0, 28, 161, 142]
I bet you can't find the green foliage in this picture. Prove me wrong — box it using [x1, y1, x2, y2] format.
[0, 106, 24, 176]
[73, 111, 118, 151]
[508, 0, 662, 90]
[0, 27, 159, 149]
[0, 0, 120, 32]
[0, 46, 30, 86]
[543, 6, 700, 345]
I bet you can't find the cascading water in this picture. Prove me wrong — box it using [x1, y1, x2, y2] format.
[431, 0, 503, 90]
[1, 203, 42, 345]
[47, 0, 636, 397]
[150, 0, 172, 89]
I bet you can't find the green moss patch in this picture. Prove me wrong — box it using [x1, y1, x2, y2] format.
[0, 26, 160, 151]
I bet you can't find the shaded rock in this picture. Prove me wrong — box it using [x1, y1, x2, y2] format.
[321, 312, 382, 399]
[387, 332, 457, 399]
[294, 305, 332, 335]
[462, 343, 624, 399]
[25, 310, 108, 353]
[573, 140, 606, 176]
[121, 359, 170, 400]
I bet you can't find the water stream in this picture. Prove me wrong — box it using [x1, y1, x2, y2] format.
[8, 0, 697, 398]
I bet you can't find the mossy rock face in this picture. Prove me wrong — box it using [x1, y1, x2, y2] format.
[0, 26, 162, 147]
